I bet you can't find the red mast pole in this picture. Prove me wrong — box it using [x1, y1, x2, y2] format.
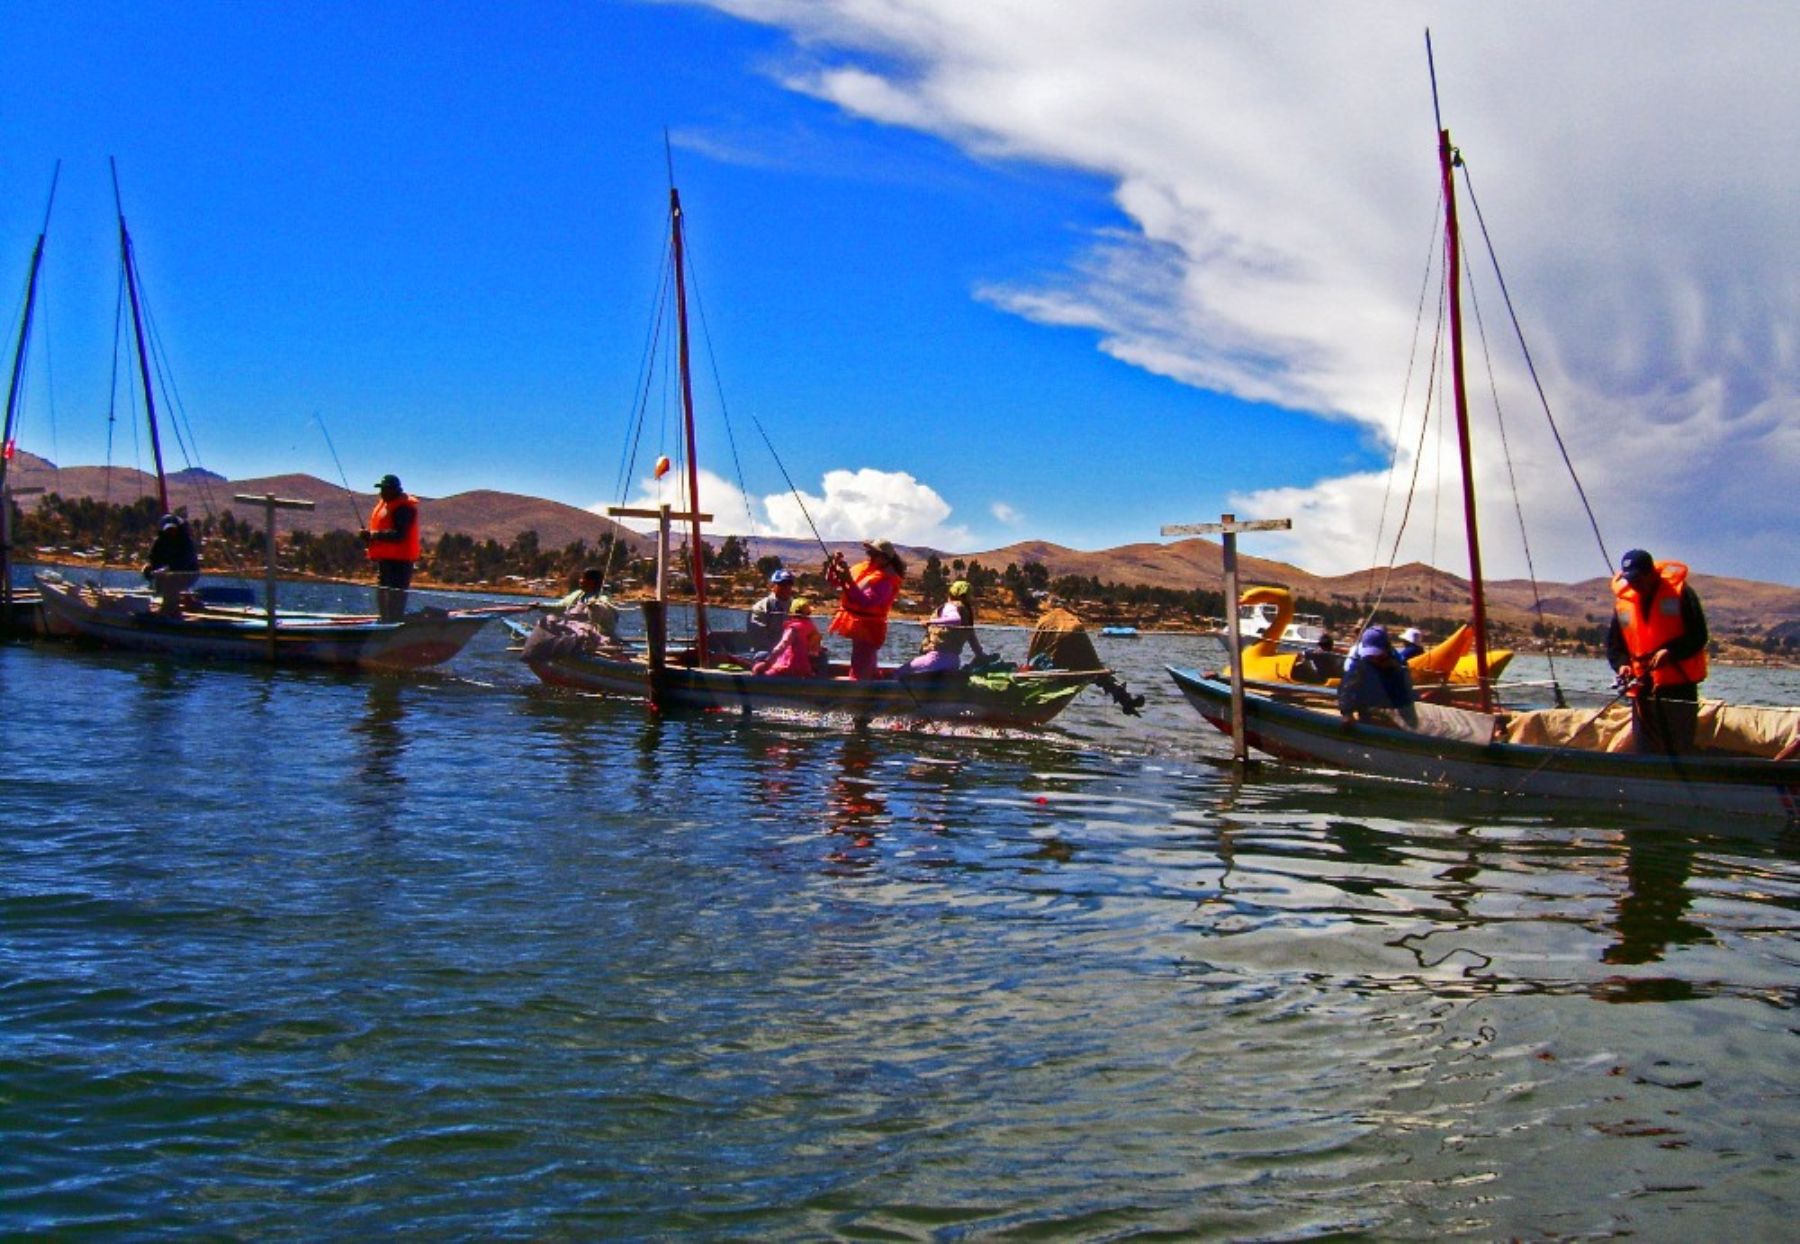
[112, 160, 170, 516]
[1438, 126, 1494, 711]
[669, 186, 709, 664]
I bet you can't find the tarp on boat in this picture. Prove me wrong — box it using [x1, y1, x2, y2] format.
[1027, 607, 1102, 672]
[1501, 700, 1800, 759]
[521, 615, 610, 663]
[1502, 703, 1636, 753]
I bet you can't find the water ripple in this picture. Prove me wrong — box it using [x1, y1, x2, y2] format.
[3, 625, 1798, 1236]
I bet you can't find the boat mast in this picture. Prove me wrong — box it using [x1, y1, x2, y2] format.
[2, 162, 59, 502]
[669, 184, 710, 664]
[110, 159, 171, 516]
[1430, 37, 1494, 711]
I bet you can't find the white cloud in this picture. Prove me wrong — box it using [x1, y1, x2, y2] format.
[765, 466, 974, 546]
[708, 0, 1800, 583]
[594, 464, 975, 548]
[991, 500, 1023, 526]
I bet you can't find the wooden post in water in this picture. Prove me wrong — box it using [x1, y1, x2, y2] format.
[1161, 513, 1292, 765]
[607, 502, 710, 698]
[234, 493, 314, 662]
[1, 483, 44, 615]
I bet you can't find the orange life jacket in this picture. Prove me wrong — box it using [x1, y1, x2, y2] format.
[367, 494, 422, 562]
[1611, 560, 1707, 688]
[828, 559, 900, 645]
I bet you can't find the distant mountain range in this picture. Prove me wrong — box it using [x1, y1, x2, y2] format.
[7, 451, 652, 556]
[10, 451, 1799, 637]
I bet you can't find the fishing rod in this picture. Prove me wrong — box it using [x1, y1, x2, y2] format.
[1501, 665, 1651, 798]
[311, 411, 367, 532]
[747, 407, 833, 562]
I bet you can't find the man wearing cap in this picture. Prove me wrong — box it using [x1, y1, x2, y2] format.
[826, 539, 906, 681]
[1337, 625, 1419, 727]
[143, 512, 201, 615]
[1607, 548, 1709, 755]
[744, 567, 797, 656]
[362, 473, 420, 622]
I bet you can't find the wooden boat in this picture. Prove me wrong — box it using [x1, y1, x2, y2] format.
[1170, 668, 1800, 820]
[529, 636, 1099, 726]
[521, 177, 1114, 726]
[28, 166, 521, 669]
[36, 570, 515, 670]
[1169, 45, 1800, 819]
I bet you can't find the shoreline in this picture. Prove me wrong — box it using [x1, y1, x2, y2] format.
[18, 556, 1795, 670]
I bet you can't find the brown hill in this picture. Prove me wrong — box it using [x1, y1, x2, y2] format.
[8, 452, 649, 554]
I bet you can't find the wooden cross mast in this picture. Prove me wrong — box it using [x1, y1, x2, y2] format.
[608, 502, 712, 670]
[234, 492, 315, 660]
[1162, 512, 1292, 764]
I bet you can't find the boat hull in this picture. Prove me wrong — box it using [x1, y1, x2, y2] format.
[1, 589, 45, 637]
[528, 649, 1097, 727]
[35, 573, 515, 670]
[1168, 666, 1800, 822]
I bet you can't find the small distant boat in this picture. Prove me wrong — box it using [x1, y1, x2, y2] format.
[1229, 596, 1328, 651]
[1099, 625, 1140, 638]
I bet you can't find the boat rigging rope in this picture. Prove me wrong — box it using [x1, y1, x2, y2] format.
[1365, 195, 1449, 612]
[677, 225, 833, 567]
[1458, 160, 1612, 577]
[1364, 217, 1448, 633]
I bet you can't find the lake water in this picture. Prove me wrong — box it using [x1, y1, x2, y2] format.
[5, 571, 1799, 1238]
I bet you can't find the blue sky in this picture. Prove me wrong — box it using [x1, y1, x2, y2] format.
[5, 2, 1796, 587]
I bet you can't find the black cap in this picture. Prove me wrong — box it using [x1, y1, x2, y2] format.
[375, 474, 402, 491]
[1620, 549, 1654, 576]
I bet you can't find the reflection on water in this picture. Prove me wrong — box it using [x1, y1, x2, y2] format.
[1605, 831, 1710, 966]
[2, 623, 1798, 1237]
[352, 678, 410, 792]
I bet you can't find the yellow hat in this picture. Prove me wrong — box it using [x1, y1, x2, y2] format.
[948, 579, 970, 598]
[790, 597, 813, 615]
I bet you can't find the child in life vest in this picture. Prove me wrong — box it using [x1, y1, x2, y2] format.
[753, 598, 823, 678]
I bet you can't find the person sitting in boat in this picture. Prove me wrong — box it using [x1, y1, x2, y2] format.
[1395, 627, 1426, 662]
[143, 513, 200, 615]
[744, 567, 797, 656]
[900, 578, 986, 677]
[752, 597, 822, 678]
[1289, 631, 1341, 685]
[535, 566, 624, 645]
[826, 539, 906, 681]
[1606, 547, 1709, 756]
[1337, 625, 1419, 728]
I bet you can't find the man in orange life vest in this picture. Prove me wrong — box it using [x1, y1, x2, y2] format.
[362, 473, 421, 623]
[1606, 547, 1709, 756]
[826, 539, 906, 681]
